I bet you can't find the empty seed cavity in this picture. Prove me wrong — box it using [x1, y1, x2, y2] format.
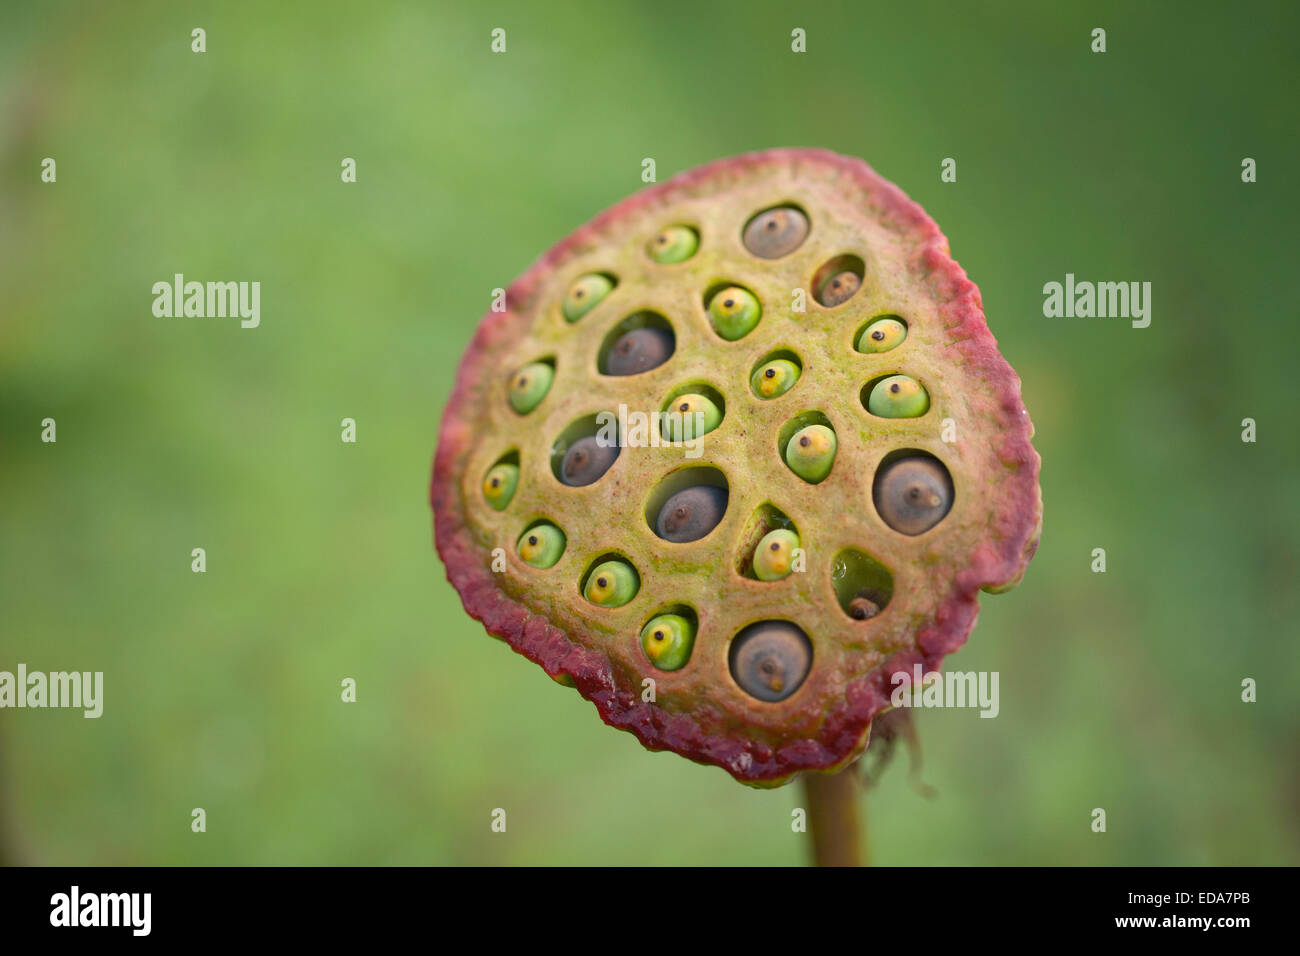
[873, 451, 954, 535]
[831, 548, 894, 620]
[742, 205, 809, 259]
[729, 621, 812, 702]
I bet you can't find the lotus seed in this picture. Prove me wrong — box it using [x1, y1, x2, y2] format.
[729, 621, 812, 702]
[661, 393, 722, 442]
[750, 359, 800, 399]
[507, 361, 554, 414]
[867, 374, 929, 418]
[784, 424, 836, 483]
[873, 456, 954, 535]
[584, 559, 639, 607]
[742, 207, 809, 259]
[560, 435, 619, 486]
[820, 271, 860, 307]
[640, 613, 696, 671]
[848, 593, 881, 620]
[482, 463, 519, 510]
[655, 485, 728, 543]
[605, 327, 674, 376]
[647, 226, 699, 264]
[517, 523, 566, 568]
[706, 286, 761, 341]
[753, 529, 799, 581]
[562, 274, 614, 323]
[856, 317, 907, 354]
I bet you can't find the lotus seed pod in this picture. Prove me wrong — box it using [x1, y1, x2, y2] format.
[433, 149, 1042, 786]
[751, 359, 800, 399]
[784, 424, 837, 483]
[517, 524, 565, 569]
[873, 456, 954, 536]
[562, 273, 614, 323]
[584, 559, 639, 607]
[729, 621, 813, 702]
[661, 393, 722, 442]
[655, 485, 728, 543]
[856, 317, 907, 354]
[867, 374, 929, 418]
[507, 362, 554, 414]
[640, 613, 696, 671]
[560, 435, 619, 486]
[482, 462, 519, 510]
[819, 271, 861, 307]
[706, 286, 761, 341]
[742, 206, 809, 258]
[647, 225, 699, 264]
[605, 327, 674, 376]
[753, 528, 799, 581]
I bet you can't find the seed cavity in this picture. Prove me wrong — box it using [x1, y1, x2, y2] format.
[507, 359, 555, 414]
[831, 548, 894, 619]
[562, 273, 616, 323]
[517, 522, 566, 569]
[729, 621, 812, 702]
[705, 284, 762, 341]
[646, 467, 729, 543]
[753, 528, 800, 581]
[742, 205, 810, 259]
[781, 415, 837, 484]
[647, 225, 699, 265]
[599, 312, 675, 376]
[864, 374, 930, 418]
[750, 350, 802, 400]
[639, 608, 698, 670]
[812, 254, 866, 307]
[482, 461, 519, 511]
[582, 557, 640, 607]
[856, 315, 908, 354]
[659, 385, 724, 442]
[561, 435, 619, 486]
[873, 453, 954, 535]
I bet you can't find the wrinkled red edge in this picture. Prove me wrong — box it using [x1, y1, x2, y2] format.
[430, 148, 1042, 786]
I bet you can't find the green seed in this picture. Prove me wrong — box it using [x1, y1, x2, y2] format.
[819, 271, 860, 307]
[867, 374, 930, 418]
[640, 614, 696, 670]
[508, 362, 554, 414]
[562, 274, 614, 323]
[647, 226, 698, 265]
[517, 524, 566, 568]
[784, 424, 836, 483]
[482, 463, 519, 510]
[856, 317, 907, 353]
[753, 529, 799, 581]
[707, 287, 761, 341]
[742, 207, 809, 259]
[750, 359, 800, 399]
[584, 559, 639, 607]
[661, 393, 722, 442]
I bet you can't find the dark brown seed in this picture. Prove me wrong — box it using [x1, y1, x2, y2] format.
[729, 621, 812, 702]
[849, 595, 880, 620]
[561, 435, 619, 486]
[742, 207, 809, 259]
[873, 456, 954, 535]
[604, 327, 675, 376]
[819, 271, 861, 307]
[655, 485, 728, 542]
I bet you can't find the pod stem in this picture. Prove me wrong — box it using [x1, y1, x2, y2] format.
[803, 764, 865, 866]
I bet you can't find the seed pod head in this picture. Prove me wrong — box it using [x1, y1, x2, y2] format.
[482, 463, 519, 511]
[562, 274, 614, 323]
[784, 424, 837, 483]
[856, 317, 907, 353]
[507, 362, 554, 414]
[706, 286, 761, 341]
[433, 149, 1042, 786]
[753, 528, 799, 581]
[647, 225, 699, 264]
[584, 559, 639, 607]
[517, 523, 565, 569]
[750, 358, 800, 399]
[661, 393, 723, 442]
[640, 613, 696, 671]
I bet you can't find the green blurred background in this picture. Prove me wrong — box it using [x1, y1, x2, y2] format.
[1, 0, 1297, 865]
